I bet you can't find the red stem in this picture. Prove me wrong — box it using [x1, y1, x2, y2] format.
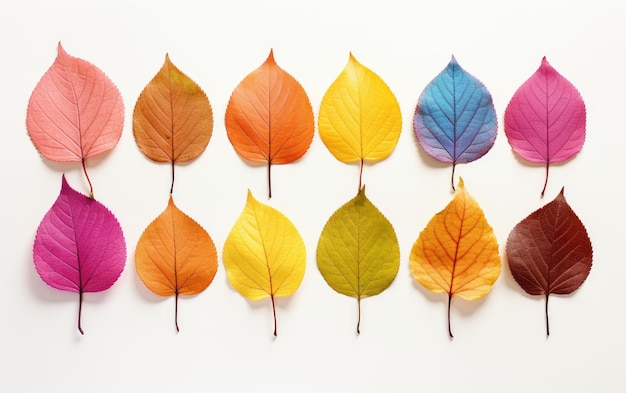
[81, 159, 94, 199]
[77, 291, 84, 335]
[545, 293, 550, 337]
[541, 163, 550, 197]
[358, 158, 364, 192]
[356, 297, 361, 335]
[175, 291, 180, 333]
[268, 160, 272, 198]
[447, 294, 454, 339]
[271, 295, 277, 337]
[451, 162, 456, 191]
[170, 161, 175, 194]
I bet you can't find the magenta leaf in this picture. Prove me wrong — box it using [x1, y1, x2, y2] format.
[504, 57, 586, 196]
[33, 175, 126, 334]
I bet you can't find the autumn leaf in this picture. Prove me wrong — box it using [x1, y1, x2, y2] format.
[504, 57, 586, 196]
[135, 196, 218, 332]
[222, 190, 306, 336]
[33, 175, 126, 334]
[506, 187, 592, 336]
[316, 187, 399, 334]
[414, 56, 497, 190]
[225, 50, 314, 198]
[409, 178, 500, 338]
[133, 54, 213, 194]
[318, 53, 402, 191]
[26, 42, 124, 197]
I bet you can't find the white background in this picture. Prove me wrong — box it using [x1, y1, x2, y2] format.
[1, 0, 624, 392]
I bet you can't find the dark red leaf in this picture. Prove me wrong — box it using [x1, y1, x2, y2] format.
[506, 187, 592, 336]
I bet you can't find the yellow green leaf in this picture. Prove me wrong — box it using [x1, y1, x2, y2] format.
[317, 187, 400, 334]
[318, 53, 402, 190]
[409, 178, 500, 338]
[222, 190, 306, 336]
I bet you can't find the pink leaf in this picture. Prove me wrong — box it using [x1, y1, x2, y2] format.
[504, 57, 586, 196]
[26, 43, 124, 196]
[33, 175, 126, 334]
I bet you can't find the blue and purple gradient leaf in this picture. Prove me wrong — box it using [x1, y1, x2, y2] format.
[414, 56, 497, 190]
[33, 175, 126, 334]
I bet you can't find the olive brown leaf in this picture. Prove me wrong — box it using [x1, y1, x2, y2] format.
[225, 50, 314, 198]
[26, 42, 124, 198]
[409, 178, 500, 338]
[506, 187, 592, 336]
[318, 53, 402, 191]
[33, 175, 126, 334]
[222, 190, 306, 336]
[133, 54, 213, 194]
[135, 196, 218, 332]
[317, 187, 400, 334]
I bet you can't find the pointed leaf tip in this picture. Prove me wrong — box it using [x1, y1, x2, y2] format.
[267, 49, 275, 63]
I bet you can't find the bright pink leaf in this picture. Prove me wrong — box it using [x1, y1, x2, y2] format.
[504, 57, 586, 196]
[33, 175, 126, 334]
[26, 43, 124, 196]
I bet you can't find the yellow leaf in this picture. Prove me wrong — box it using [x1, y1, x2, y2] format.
[409, 178, 500, 338]
[318, 53, 402, 189]
[222, 190, 306, 336]
[135, 196, 218, 332]
[317, 187, 400, 334]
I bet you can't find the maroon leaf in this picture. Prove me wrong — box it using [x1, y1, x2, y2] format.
[506, 187, 592, 336]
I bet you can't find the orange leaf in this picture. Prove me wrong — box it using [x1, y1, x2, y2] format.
[135, 196, 218, 331]
[409, 178, 500, 338]
[133, 54, 213, 193]
[225, 49, 314, 197]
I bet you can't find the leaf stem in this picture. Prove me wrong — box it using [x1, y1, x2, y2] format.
[78, 290, 84, 335]
[358, 158, 364, 192]
[545, 293, 550, 337]
[170, 161, 175, 194]
[268, 160, 272, 198]
[451, 162, 457, 191]
[81, 159, 94, 199]
[271, 294, 277, 337]
[175, 291, 180, 333]
[447, 294, 454, 339]
[541, 163, 550, 197]
[356, 297, 361, 335]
